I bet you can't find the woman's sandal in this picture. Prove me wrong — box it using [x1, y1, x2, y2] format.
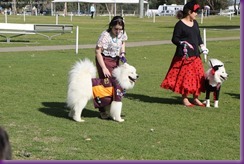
[185, 103, 195, 107]
[193, 100, 206, 107]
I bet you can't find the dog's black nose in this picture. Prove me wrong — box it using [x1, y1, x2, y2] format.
[137, 75, 139, 79]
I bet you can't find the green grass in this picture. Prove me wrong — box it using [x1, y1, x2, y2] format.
[0, 15, 240, 160]
[0, 15, 240, 46]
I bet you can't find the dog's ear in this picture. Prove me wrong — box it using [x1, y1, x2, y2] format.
[211, 68, 215, 75]
[121, 63, 129, 69]
[209, 60, 215, 75]
[211, 65, 223, 75]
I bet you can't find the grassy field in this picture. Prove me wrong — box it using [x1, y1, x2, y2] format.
[0, 15, 241, 161]
[0, 14, 240, 46]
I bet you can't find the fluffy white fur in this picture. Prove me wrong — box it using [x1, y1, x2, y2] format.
[205, 58, 228, 108]
[67, 58, 138, 122]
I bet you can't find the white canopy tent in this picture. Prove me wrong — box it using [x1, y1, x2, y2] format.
[52, 0, 148, 3]
[51, 0, 148, 16]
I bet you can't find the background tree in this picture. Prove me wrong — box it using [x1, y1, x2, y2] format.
[233, 0, 240, 15]
[1, 0, 234, 15]
[147, 0, 230, 12]
[203, 0, 229, 11]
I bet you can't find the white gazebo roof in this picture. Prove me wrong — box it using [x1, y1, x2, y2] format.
[52, 0, 148, 3]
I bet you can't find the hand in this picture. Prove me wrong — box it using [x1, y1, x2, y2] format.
[102, 68, 111, 78]
[201, 45, 209, 55]
[120, 56, 127, 63]
[180, 41, 194, 50]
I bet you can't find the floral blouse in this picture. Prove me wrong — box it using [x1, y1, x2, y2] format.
[96, 30, 128, 58]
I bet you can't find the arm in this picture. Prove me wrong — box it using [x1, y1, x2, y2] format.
[195, 21, 209, 54]
[95, 46, 111, 77]
[120, 41, 125, 54]
[119, 41, 127, 63]
[120, 31, 128, 54]
[171, 22, 182, 46]
[195, 20, 204, 46]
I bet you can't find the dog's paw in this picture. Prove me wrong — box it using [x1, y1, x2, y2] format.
[205, 100, 211, 108]
[68, 111, 73, 118]
[214, 101, 219, 108]
[114, 118, 124, 122]
[206, 104, 211, 108]
[73, 117, 85, 122]
[100, 112, 109, 119]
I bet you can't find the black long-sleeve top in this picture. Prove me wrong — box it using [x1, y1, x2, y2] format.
[171, 20, 203, 57]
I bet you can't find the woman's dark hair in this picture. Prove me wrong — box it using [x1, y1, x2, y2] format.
[176, 0, 200, 19]
[0, 127, 12, 160]
[107, 16, 125, 33]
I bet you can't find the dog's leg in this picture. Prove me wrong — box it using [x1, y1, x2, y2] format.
[213, 87, 221, 108]
[110, 101, 124, 122]
[205, 99, 210, 108]
[72, 99, 88, 122]
[104, 105, 111, 116]
[68, 109, 74, 118]
[214, 101, 219, 108]
[205, 89, 211, 108]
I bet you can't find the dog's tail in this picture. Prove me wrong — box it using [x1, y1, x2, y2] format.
[68, 58, 97, 81]
[67, 58, 96, 109]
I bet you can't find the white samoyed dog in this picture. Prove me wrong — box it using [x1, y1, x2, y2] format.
[67, 58, 138, 122]
[204, 58, 228, 108]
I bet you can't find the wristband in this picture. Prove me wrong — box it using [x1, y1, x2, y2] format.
[120, 52, 126, 55]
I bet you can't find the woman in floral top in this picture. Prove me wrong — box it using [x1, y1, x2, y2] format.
[95, 16, 128, 118]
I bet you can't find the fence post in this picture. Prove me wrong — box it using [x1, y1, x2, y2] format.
[201, 9, 203, 24]
[5, 12, 7, 23]
[56, 13, 58, 25]
[203, 28, 207, 62]
[76, 26, 79, 55]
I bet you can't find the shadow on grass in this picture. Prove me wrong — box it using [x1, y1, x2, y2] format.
[125, 93, 182, 105]
[0, 39, 30, 43]
[163, 25, 240, 30]
[39, 102, 99, 120]
[225, 92, 240, 99]
[199, 25, 240, 29]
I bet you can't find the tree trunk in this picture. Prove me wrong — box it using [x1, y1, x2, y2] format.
[12, 0, 17, 15]
[233, 0, 237, 15]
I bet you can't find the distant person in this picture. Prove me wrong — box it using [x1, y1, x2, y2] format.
[32, 6, 37, 16]
[0, 6, 3, 14]
[90, 4, 95, 19]
[7, 8, 11, 15]
[0, 127, 12, 160]
[160, 0, 209, 107]
[204, 5, 210, 16]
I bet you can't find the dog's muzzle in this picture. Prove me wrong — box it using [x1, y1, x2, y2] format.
[220, 75, 228, 81]
[129, 75, 139, 83]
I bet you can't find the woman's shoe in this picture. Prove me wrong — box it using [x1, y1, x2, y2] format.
[183, 97, 194, 107]
[194, 104, 205, 107]
[193, 100, 206, 107]
[100, 112, 109, 119]
[196, 103, 206, 107]
[184, 103, 195, 107]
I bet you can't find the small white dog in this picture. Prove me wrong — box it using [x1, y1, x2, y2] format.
[67, 58, 138, 122]
[204, 58, 228, 108]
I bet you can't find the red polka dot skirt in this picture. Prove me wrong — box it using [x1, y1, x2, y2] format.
[161, 56, 205, 96]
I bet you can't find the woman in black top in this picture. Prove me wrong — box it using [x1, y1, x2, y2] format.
[161, 0, 209, 107]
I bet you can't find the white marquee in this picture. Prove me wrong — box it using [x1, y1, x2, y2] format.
[52, 0, 148, 3]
